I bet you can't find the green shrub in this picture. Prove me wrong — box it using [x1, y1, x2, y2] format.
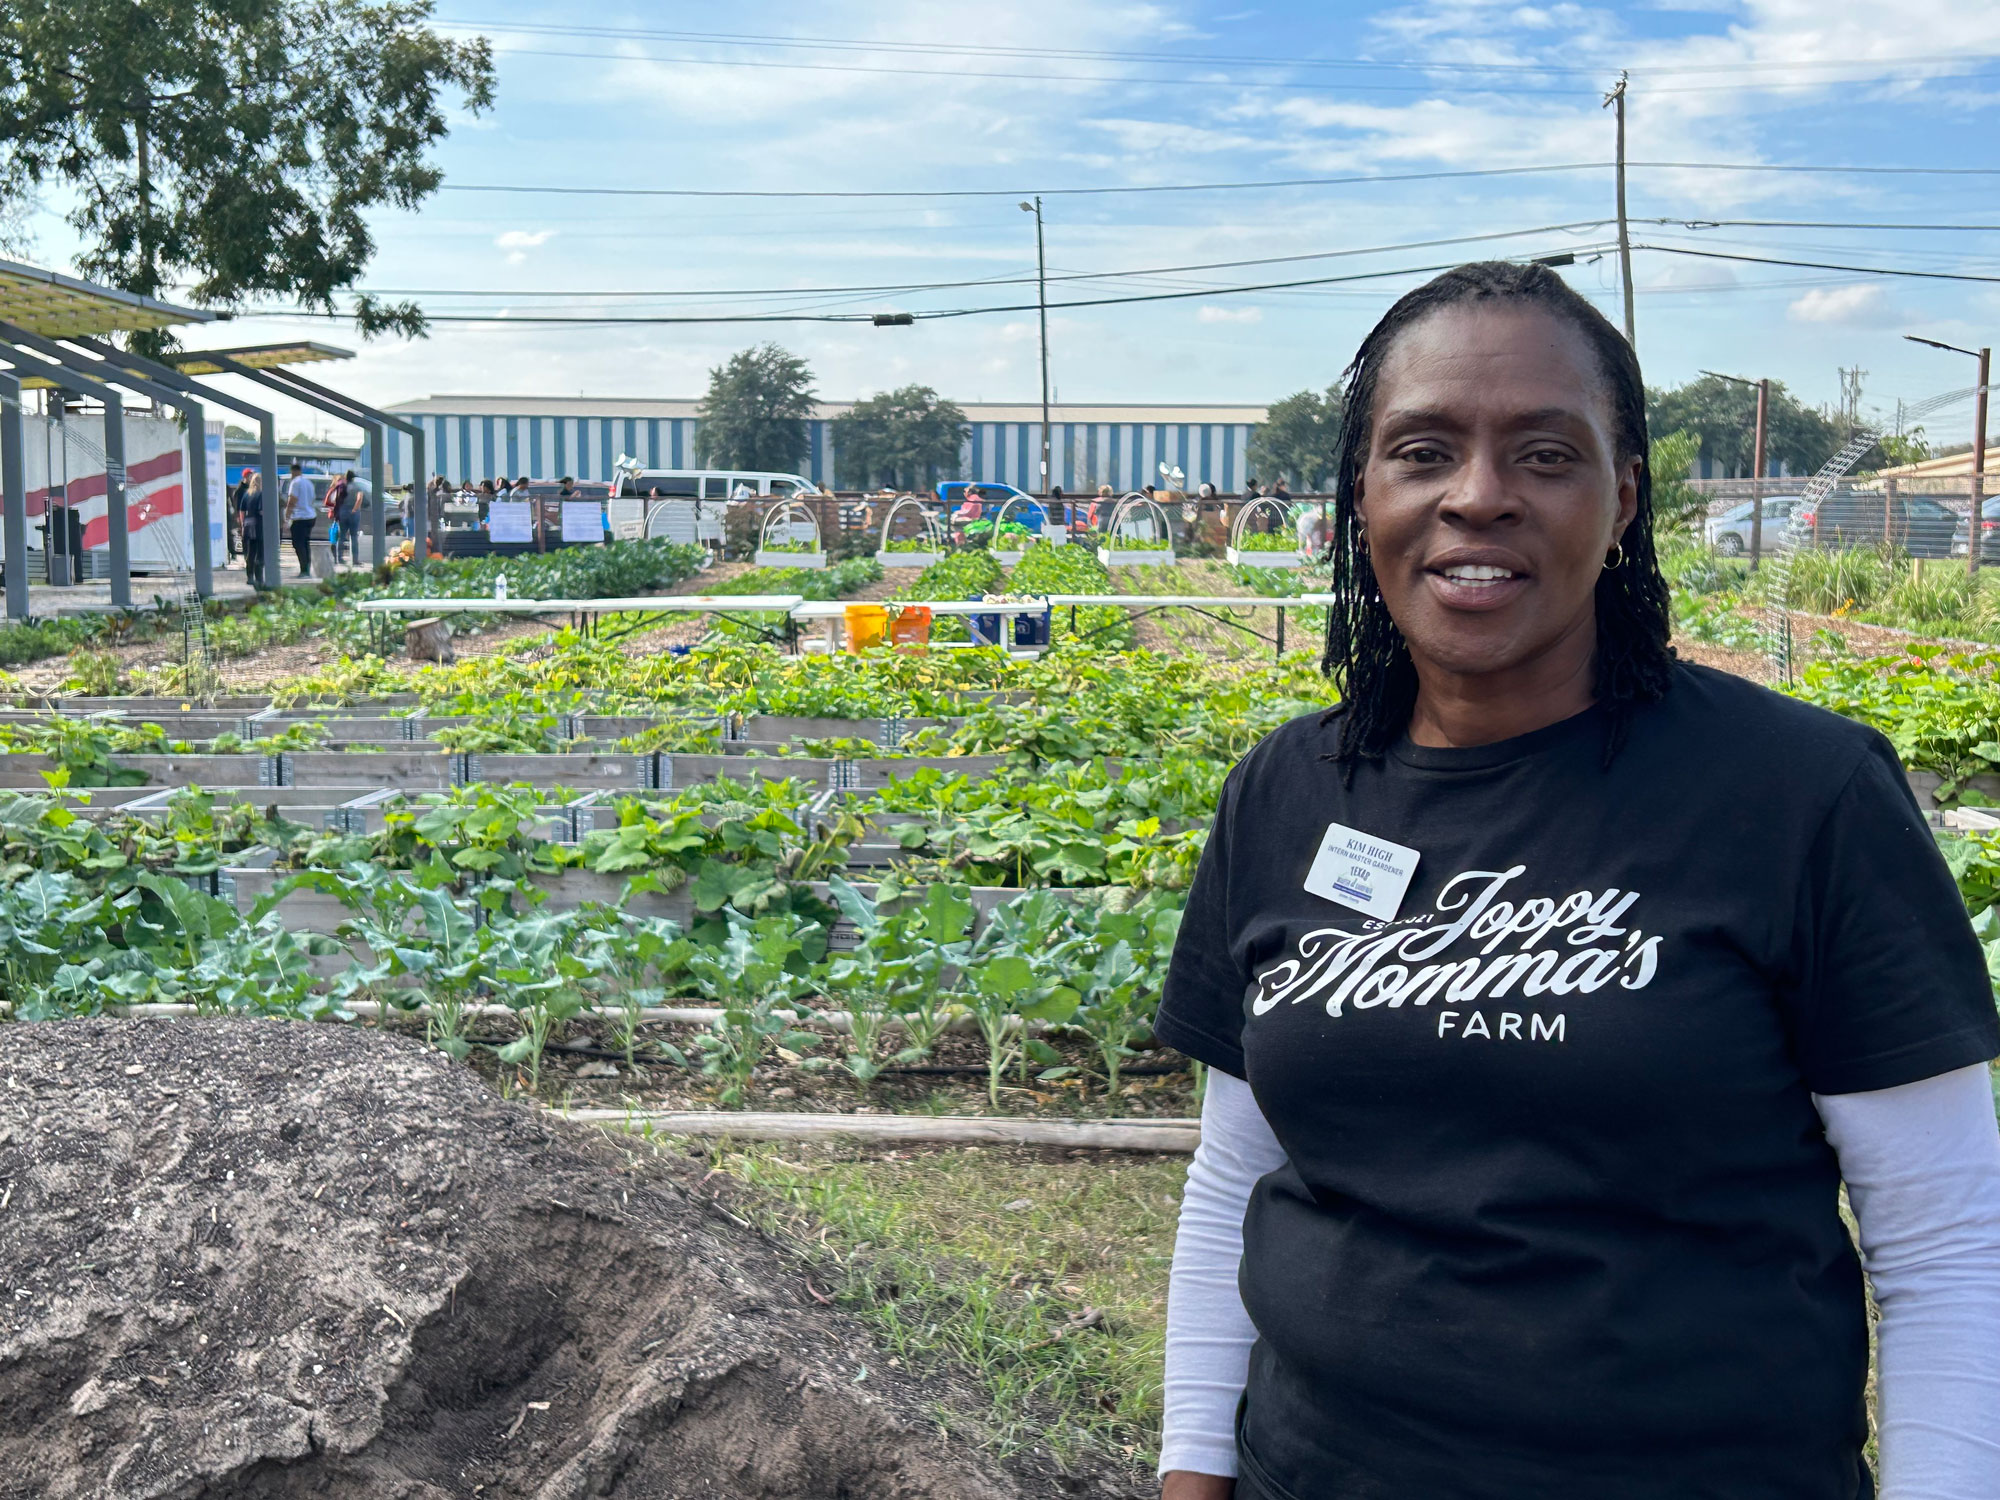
[1763, 547, 1896, 616]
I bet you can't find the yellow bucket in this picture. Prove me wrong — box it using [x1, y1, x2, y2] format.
[844, 603, 888, 653]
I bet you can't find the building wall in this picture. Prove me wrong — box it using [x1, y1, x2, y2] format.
[361, 406, 1264, 493]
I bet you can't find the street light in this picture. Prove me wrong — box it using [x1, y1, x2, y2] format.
[1905, 335, 1991, 574]
[1700, 369, 1770, 569]
[1020, 197, 1052, 498]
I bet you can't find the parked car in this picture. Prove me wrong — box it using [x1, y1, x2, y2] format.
[1705, 497, 1800, 556]
[1786, 491, 1957, 558]
[1950, 508, 2000, 561]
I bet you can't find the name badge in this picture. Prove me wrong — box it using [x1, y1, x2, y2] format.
[1304, 821, 1420, 921]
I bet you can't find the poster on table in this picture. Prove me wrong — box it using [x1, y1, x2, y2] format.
[487, 500, 533, 544]
[13, 411, 194, 572]
[607, 497, 645, 541]
[561, 500, 604, 544]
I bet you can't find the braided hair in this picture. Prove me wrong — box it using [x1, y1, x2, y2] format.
[1319, 260, 1675, 771]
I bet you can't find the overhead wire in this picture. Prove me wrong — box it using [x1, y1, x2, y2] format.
[314, 221, 1620, 303]
[437, 160, 2000, 200]
[438, 17, 2000, 80]
[1634, 244, 2000, 284]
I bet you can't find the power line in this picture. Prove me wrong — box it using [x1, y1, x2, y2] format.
[473, 44, 1598, 95]
[230, 246, 1618, 325]
[318, 222, 1615, 301]
[440, 18, 2000, 80]
[1651, 218, 2000, 231]
[1633, 161, 2000, 177]
[436, 163, 1613, 199]
[437, 159, 2000, 201]
[1636, 244, 2000, 283]
[463, 41, 2000, 97]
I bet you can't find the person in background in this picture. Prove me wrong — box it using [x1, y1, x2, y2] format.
[226, 471, 249, 562]
[330, 469, 359, 566]
[285, 462, 317, 579]
[323, 469, 350, 567]
[950, 483, 983, 546]
[239, 472, 265, 588]
[1242, 477, 1261, 500]
[1271, 476, 1292, 504]
[1090, 483, 1114, 530]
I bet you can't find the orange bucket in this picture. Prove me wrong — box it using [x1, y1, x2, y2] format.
[887, 605, 932, 649]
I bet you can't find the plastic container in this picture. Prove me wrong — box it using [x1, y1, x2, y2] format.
[967, 595, 1003, 647]
[1013, 608, 1052, 648]
[887, 605, 932, 649]
[844, 603, 889, 654]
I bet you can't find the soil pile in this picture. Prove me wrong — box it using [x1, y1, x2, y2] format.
[0, 1019, 1049, 1500]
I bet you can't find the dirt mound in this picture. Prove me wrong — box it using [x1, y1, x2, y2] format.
[0, 1019, 1052, 1500]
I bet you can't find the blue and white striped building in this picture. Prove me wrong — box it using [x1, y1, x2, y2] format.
[364, 396, 1270, 493]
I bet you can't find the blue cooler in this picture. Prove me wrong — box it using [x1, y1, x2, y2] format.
[1014, 607, 1052, 647]
[967, 595, 1004, 646]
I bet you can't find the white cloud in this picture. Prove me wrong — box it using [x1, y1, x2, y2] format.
[1788, 283, 1898, 326]
[495, 228, 556, 265]
[1197, 305, 1263, 323]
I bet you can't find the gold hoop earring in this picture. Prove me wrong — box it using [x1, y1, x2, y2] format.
[1603, 543, 1624, 571]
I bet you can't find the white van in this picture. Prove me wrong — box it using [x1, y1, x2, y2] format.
[608, 468, 821, 500]
[607, 467, 820, 548]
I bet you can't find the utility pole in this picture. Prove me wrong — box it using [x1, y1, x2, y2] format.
[1021, 196, 1052, 496]
[1976, 347, 1991, 576]
[1603, 72, 1636, 347]
[1702, 369, 1769, 568]
[1751, 378, 1769, 567]
[1905, 335, 1991, 574]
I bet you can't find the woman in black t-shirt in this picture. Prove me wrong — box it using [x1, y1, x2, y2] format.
[1155, 262, 2000, 1500]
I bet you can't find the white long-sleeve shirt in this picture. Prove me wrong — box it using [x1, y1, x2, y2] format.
[1162, 1065, 2000, 1496]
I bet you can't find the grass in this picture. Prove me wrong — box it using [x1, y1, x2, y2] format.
[695, 1137, 1185, 1470]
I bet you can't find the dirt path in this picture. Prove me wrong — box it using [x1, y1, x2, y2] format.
[1, 1018, 1143, 1499]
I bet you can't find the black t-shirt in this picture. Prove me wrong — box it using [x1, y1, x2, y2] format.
[1156, 663, 1999, 1500]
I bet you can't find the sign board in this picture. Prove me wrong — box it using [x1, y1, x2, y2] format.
[204, 422, 227, 551]
[607, 497, 645, 541]
[488, 500, 533, 544]
[562, 500, 604, 544]
[18, 412, 193, 570]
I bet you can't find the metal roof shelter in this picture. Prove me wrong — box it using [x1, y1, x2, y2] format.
[0, 323, 225, 606]
[72, 335, 304, 600]
[170, 343, 428, 562]
[0, 259, 214, 618]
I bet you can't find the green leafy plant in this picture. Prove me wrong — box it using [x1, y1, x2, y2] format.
[681, 912, 826, 1105]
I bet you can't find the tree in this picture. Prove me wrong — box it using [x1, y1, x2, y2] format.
[0, 1, 493, 350]
[1248, 384, 1343, 491]
[1645, 376, 1841, 479]
[1648, 429, 1704, 534]
[694, 344, 817, 473]
[831, 385, 966, 490]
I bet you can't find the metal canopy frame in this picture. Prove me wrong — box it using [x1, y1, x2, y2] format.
[0, 260, 211, 618]
[71, 336, 291, 600]
[170, 347, 428, 561]
[0, 335, 144, 608]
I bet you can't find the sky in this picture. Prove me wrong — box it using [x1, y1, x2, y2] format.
[19, 0, 2000, 450]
